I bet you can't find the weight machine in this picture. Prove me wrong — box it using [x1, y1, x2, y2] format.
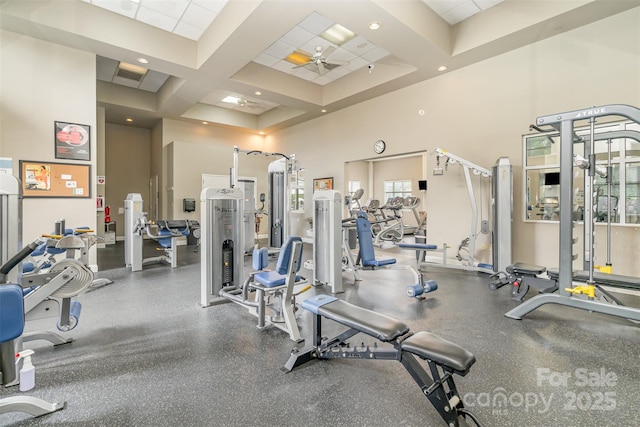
[505, 104, 640, 322]
[124, 193, 194, 272]
[420, 149, 511, 273]
[200, 187, 308, 341]
[1, 176, 92, 350]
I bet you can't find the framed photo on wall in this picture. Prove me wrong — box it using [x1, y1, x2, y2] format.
[313, 177, 333, 192]
[54, 121, 91, 161]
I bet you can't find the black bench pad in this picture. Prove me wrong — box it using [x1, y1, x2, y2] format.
[508, 262, 546, 275]
[401, 331, 476, 374]
[302, 296, 410, 342]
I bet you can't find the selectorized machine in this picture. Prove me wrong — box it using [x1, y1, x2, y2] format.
[200, 187, 244, 307]
[124, 193, 196, 272]
[311, 190, 343, 294]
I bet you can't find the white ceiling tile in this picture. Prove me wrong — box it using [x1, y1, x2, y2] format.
[272, 60, 297, 74]
[362, 46, 390, 63]
[263, 40, 296, 59]
[442, 1, 481, 25]
[181, 3, 217, 29]
[281, 26, 316, 48]
[91, 0, 139, 18]
[421, 0, 466, 15]
[300, 37, 336, 57]
[325, 66, 350, 80]
[252, 53, 280, 67]
[327, 47, 357, 63]
[192, 0, 228, 14]
[341, 36, 376, 56]
[139, 0, 189, 20]
[345, 57, 368, 71]
[298, 12, 334, 35]
[139, 70, 170, 92]
[473, 0, 504, 11]
[137, 6, 178, 31]
[96, 56, 118, 81]
[173, 20, 203, 41]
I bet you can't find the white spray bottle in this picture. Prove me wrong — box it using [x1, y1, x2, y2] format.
[15, 349, 35, 391]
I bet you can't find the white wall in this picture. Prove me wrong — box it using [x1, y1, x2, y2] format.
[269, 9, 640, 275]
[0, 30, 98, 266]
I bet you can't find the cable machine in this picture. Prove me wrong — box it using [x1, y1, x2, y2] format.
[506, 104, 640, 321]
[433, 148, 512, 273]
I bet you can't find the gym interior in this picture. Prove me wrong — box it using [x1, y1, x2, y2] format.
[1, 1, 639, 426]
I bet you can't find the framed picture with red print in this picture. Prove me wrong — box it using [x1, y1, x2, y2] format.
[54, 121, 91, 161]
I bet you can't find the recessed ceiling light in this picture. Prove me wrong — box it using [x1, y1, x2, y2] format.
[259, 131, 265, 135]
[222, 95, 241, 104]
[202, 121, 208, 125]
[254, 91, 262, 96]
[321, 109, 327, 113]
[136, 57, 149, 64]
[368, 22, 381, 30]
[437, 65, 448, 71]
[321, 24, 356, 46]
[125, 118, 133, 123]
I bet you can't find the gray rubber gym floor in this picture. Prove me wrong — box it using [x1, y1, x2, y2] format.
[1, 241, 638, 426]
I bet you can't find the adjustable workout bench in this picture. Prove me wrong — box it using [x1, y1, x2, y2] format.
[489, 262, 557, 301]
[284, 295, 481, 427]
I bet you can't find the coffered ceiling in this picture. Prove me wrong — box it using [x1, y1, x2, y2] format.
[1, 0, 637, 133]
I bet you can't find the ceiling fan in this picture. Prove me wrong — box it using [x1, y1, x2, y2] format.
[292, 46, 348, 76]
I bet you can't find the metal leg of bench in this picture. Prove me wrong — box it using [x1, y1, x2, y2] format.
[0, 396, 66, 417]
[401, 353, 467, 427]
[283, 312, 322, 372]
[505, 293, 640, 321]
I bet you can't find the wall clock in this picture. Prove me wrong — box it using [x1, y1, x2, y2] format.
[374, 140, 386, 154]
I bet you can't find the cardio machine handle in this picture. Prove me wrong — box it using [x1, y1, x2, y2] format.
[0, 238, 45, 275]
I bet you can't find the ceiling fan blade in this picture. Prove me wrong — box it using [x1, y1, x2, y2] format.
[323, 46, 336, 58]
[327, 59, 349, 66]
[317, 62, 327, 76]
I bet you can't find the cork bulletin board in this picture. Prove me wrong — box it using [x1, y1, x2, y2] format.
[20, 160, 91, 198]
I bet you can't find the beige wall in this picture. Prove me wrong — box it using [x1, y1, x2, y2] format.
[0, 30, 98, 267]
[161, 120, 275, 234]
[270, 8, 640, 275]
[104, 124, 151, 237]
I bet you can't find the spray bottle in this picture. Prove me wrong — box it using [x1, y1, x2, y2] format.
[15, 349, 35, 391]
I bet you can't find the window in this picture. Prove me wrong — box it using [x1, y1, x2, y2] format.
[348, 180, 361, 196]
[524, 120, 640, 225]
[384, 179, 412, 202]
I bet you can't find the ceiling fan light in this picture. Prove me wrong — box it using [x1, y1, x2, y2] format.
[321, 24, 356, 46]
[285, 50, 311, 65]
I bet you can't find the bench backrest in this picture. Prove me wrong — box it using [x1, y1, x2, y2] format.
[275, 236, 303, 275]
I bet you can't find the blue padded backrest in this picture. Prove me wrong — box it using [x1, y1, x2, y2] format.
[0, 285, 25, 343]
[275, 236, 303, 275]
[252, 247, 269, 271]
[355, 214, 376, 264]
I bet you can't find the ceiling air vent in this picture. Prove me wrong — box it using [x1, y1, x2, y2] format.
[116, 62, 148, 82]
